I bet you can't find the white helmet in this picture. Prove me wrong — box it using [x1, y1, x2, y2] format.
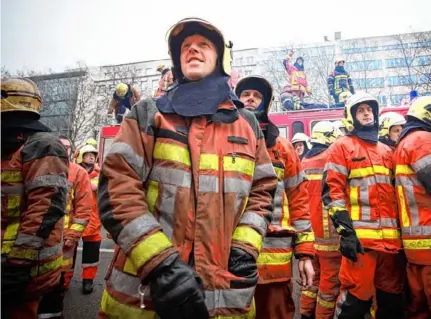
[292, 132, 311, 149]
[311, 121, 339, 146]
[379, 112, 406, 137]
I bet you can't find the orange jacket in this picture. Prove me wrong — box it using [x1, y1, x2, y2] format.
[303, 147, 340, 257]
[393, 130, 431, 265]
[322, 135, 401, 253]
[82, 165, 101, 238]
[98, 99, 277, 318]
[257, 130, 315, 284]
[1, 132, 69, 297]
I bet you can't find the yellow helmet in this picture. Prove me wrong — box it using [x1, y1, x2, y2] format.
[379, 112, 406, 137]
[85, 138, 98, 147]
[292, 133, 311, 149]
[406, 96, 431, 126]
[115, 83, 128, 97]
[76, 145, 98, 164]
[1, 77, 42, 118]
[235, 75, 273, 113]
[344, 92, 379, 131]
[157, 64, 166, 72]
[339, 91, 352, 103]
[311, 121, 339, 146]
[166, 17, 232, 81]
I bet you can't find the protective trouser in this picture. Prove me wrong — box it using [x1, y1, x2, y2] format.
[63, 245, 78, 289]
[300, 254, 342, 319]
[38, 273, 66, 319]
[405, 263, 431, 319]
[334, 250, 405, 319]
[255, 281, 295, 319]
[81, 234, 102, 280]
[2, 299, 39, 319]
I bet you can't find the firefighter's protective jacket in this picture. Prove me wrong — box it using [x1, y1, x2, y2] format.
[394, 130, 431, 265]
[1, 132, 69, 296]
[98, 99, 277, 318]
[283, 55, 310, 94]
[322, 135, 401, 252]
[108, 86, 141, 116]
[154, 69, 174, 98]
[303, 146, 340, 257]
[327, 67, 354, 97]
[257, 123, 315, 284]
[82, 165, 101, 238]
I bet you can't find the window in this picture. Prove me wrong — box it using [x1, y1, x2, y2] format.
[345, 60, 382, 71]
[292, 121, 304, 135]
[352, 77, 385, 89]
[278, 126, 289, 139]
[246, 56, 254, 65]
[377, 95, 387, 106]
[390, 94, 409, 105]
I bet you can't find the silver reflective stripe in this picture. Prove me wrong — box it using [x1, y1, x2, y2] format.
[411, 154, 431, 173]
[318, 291, 338, 301]
[326, 199, 346, 209]
[304, 168, 324, 175]
[381, 218, 399, 228]
[271, 181, 285, 227]
[315, 237, 339, 245]
[253, 163, 276, 181]
[159, 184, 177, 240]
[349, 175, 391, 187]
[353, 220, 379, 228]
[334, 289, 348, 319]
[117, 214, 161, 252]
[149, 166, 191, 188]
[39, 243, 62, 259]
[284, 171, 306, 189]
[224, 177, 252, 194]
[404, 185, 420, 226]
[205, 286, 255, 311]
[14, 233, 43, 248]
[26, 175, 69, 190]
[360, 188, 370, 220]
[198, 175, 219, 193]
[396, 176, 421, 186]
[239, 212, 268, 235]
[402, 225, 431, 236]
[292, 220, 312, 231]
[109, 142, 146, 180]
[325, 162, 348, 176]
[82, 262, 99, 268]
[63, 248, 75, 258]
[72, 218, 88, 226]
[262, 237, 292, 249]
[1, 185, 24, 195]
[108, 267, 151, 300]
[38, 312, 62, 318]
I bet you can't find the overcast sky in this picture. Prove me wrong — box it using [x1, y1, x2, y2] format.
[2, 0, 430, 73]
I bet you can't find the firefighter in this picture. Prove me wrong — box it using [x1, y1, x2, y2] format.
[322, 92, 404, 319]
[1, 78, 69, 319]
[153, 64, 174, 98]
[38, 135, 93, 319]
[76, 144, 102, 294]
[292, 132, 311, 160]
[98, 17, 277, 319]
[300, 121, 342, 319]
[235, 75, 315, 319]
[328, 58, 355, 104]
[393, 96, 431, 319]
[378, 112, 406, 149]
[283, 50, 312, 101]
[107, 83, 141, 124]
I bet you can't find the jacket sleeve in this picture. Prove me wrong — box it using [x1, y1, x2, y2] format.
[8, 133, 69, 265]
[108, 98, 117, 114]
[98, 102, 176, 279]
[232, 113, 278, 259]
[284, 143, 315, 258]
[65, 166, 92, 242]
[410, 140, 431, 193]
[348, 75, 355, 94]
[328, 73, 335, 95]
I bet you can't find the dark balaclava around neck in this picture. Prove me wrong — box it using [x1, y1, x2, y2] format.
[347, 103, 379, 144]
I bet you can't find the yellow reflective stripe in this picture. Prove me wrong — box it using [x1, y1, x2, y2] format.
[302, 290, 317, 299]
[356, 229, 400, 239]
[101, 289, 157, 319]
[213, 298, 256, 319]
[7, 195, 21, 217]
[349, 186, 360, 221]
[91, 178, 99, 186]
[397, 185, 410, 227]
[8, 247, 39, 260]
[395, 165, 415, 175]
[274, 167, 284, 180]
[31, 256, 63, 277]
[232, 226, 262, 252]
[280, 192, 290, 229]
[4, 222, 19, 240]
[306, 174, 323, 180]
[70, 223, 85, 232]
[124, 232, 172, 276]
[64, 215, 70, 229]
[153, 142, 191, 167]
[146, 181, 159, 213]
[256, 252, 292, 265]
[317, 296, 336, 309]
[223, 156, 255, 177]
[315, 244, 339, 251]
[322, 206, 330, 238]
[63, 257, 73, 266]
[349, 165, 390, 178]
[296, 232, 315, 244]
[200, 154, 219, 170]
[1, 241, 13, 254]
[1, 171, 23, 183]
[329, 206, 345, 217]
[403, 239, 431, 249]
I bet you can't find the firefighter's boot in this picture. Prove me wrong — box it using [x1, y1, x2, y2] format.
[82, 279, 94, 294]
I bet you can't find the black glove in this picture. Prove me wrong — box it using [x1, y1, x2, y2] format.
[1, 260, 32, 302]
[148, 253, 209, 319]
[228, 247, 258, 288]
[331, 210, 364, 262]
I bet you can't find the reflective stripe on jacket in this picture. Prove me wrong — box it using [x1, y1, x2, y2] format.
[1, 132, 69, 297]
[394, 130, 431, 265]
[322, 135, 401, 252]
[98, 99, 277, 318]
[303, 148, 340, 257]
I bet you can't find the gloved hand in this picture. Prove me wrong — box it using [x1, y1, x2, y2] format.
[228, 247, 258, 288]
[1, 260, 32, 301]
[148, 253, 209, 319]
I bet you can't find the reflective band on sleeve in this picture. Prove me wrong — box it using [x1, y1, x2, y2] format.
[253, 163, 276, 181]
[324, 162, 348, 176]
[31, 256, 63, 277]
[295, 232, 315, 244]
[284, 171, 306, 189]
[232, 226, 262, 252]
[411, 154, 431, 173]
[292, 220, 312, 231]
[1, 171, 23, 183]
[395, 165, 415, 175]
[123, 232, 172, 276]
[199, 154, 219, 170]
[223, 156, 255, 177]
[91, 178, 99, 186]
[14, 233, 44, 248]
[274, 167, 285, 180]
[403, 239, 431, 249]
[146, 181, 159, 213]
[70, 224, 85, 232]
[238, 212, 268, 235]
[256, 252, 292, 265]
[72, 218, 88, 226]
[8, 247, 39, 260]
[153, 142, 191, 167]
[26, 175, 69, 190]
[349, 166, 390, 178]
[108, 142, 146, 179]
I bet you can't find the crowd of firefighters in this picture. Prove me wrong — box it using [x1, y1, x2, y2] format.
[1, 16, 430, 319]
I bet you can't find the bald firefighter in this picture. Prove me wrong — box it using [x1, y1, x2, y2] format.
[235, 75, 315, 319]
[107, 83, 141, 124]
[1, 78, 69, 318]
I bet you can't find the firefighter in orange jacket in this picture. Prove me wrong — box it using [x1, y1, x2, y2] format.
[1, 78, 69, 319]
[235, 75, 315, 319]
[153, 64, 174, 98]
[322, 92, 404, 318]
[38, 135, 93, 319]
[76, 144, 102, 294]
[98, 18, 278, 319]
[393, 96, 431, 319]
[300, 121, 342, 319]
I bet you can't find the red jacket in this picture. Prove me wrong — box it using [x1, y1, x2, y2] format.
[82, 165, 101, 238]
